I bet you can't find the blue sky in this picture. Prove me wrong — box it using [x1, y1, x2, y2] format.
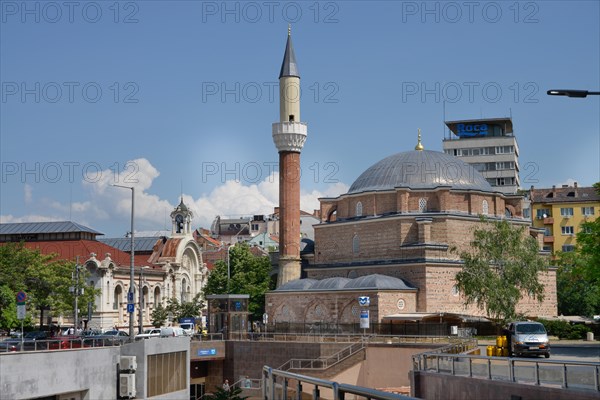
[1, 1, 599, 237]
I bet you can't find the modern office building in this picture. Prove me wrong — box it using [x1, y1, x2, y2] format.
[530, 183, 600, 254]
[443, 118, 520, 194]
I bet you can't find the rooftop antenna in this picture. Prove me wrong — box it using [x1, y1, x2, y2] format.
[442, 100, 446, 140]
[69, 184, 73, 221]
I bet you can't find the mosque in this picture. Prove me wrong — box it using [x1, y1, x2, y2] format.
[265, 31, 557, 327]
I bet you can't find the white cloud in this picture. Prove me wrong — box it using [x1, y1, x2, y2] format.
[24, 184, 33, 204]
[0, 214, 63, 223]
[556, 178, 578, 188]
[2, 158, 350, 235]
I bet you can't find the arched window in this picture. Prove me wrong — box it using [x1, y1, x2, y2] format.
[419, 198, 427, 212]
[142, 286, 149, 308]
[180, 278, 187, 303]
[352, 234, 360, 254]
[482, 200, 489, 215]
[154, 286, 161, 306]
[113, 285, 122, 310]
[356, 202, 363, 217]
[505, 207, 512, 218]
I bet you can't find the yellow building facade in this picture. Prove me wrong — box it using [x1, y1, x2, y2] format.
[530, 183, 600, 254]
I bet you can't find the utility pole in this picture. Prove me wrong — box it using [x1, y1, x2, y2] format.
[73, 256, 80, 333]
[112, 184, 135, 339]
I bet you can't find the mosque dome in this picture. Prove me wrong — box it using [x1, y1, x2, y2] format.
[348, 150, 493, 194]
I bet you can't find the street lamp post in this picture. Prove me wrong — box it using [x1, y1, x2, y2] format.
[112, 184, 135, 339]
[547, 89, 600, 98]
[139, 266, 149, 334]
[227, 245, 233, 282]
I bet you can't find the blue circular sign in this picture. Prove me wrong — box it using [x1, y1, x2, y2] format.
[16, 291, 27, 303]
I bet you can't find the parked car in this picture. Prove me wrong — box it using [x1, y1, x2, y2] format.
[136, 328, 161, 339]
[506, 321, 550, 358]
[0, 331, 48, 351]
[0, 338, 21, 352]
[48, 335, 89, 350]
[160, 327, 187, 337]
[85, 330, 130, 346]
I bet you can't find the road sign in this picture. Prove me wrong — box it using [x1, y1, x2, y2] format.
[262, 313, 268, 325]
[358, 296, 370, 307]
[17, 304, 26, 320]
[127, 303, 135, 313]
[128, 291, 134, 302]
[16, 291, 27, 304]
[360, 309, 369, 329]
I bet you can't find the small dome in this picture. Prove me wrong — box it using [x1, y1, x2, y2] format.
[277, 279, 318, 291]
[311, 277, 351, 290]
[274, 274, 416, 291]
[348, 150, 493, 194]
[344, 274, 416, 290]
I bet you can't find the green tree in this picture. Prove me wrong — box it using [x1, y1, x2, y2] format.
[165, 293, 205, 321]
[0, 243, 100, 330]
[204, 243, 274, 320]
[554, 187, 600, 317]
[150, 302, 168, 327]
[453, 218, 548, 325]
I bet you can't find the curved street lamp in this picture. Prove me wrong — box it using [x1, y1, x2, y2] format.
[547, 89, 600, 98]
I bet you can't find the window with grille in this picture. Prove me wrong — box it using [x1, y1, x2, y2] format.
[482, 200, 489, 215]
[355, 201, 363, 217]
[418, 198, 427, 212]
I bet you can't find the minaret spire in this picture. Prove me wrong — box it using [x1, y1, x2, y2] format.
[415, 128, 424, 151]
[272, 28, 308, 287]
[279, 26, 299, 79]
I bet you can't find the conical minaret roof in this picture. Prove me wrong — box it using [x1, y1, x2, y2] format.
[279, 27, 300, 79]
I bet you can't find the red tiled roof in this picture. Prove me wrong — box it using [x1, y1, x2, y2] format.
[21, 240, 149, 266]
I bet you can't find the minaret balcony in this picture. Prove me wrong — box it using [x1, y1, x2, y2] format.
[272, 122, 308, 153]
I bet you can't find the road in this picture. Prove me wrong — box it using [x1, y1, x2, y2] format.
[478, 342, 600, 363]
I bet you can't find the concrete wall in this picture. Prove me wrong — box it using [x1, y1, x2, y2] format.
[0, 338, 190, 400]
[0, 347, 120, 400]
[122, 337, 190, 400]
[410, 371, 600, 400]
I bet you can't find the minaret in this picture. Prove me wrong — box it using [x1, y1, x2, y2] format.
[272, 26, 307, 286]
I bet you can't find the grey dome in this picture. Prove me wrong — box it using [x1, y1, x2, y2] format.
[312, 277, 351, 290]
[274, 274, 416, 292]
[277, 279, 318, 291]
[348, 150, 493, 194]
[344, 274, 416, 290]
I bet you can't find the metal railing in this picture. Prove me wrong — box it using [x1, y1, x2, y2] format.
[279, 339, 366, 371]
[412, 352, 600, 392]
[262, 366, 419, 400]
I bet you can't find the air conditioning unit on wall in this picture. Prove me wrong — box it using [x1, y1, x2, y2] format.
[120, 356, 137, 372]
[119, 373, 136, 398]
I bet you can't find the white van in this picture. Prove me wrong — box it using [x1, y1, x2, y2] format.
[160, 327, 187, 337]
[179, 323, 195, 336]
[507, 321, 550, 358]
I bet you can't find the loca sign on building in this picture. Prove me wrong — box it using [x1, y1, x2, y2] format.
[455, 123, 488, 137]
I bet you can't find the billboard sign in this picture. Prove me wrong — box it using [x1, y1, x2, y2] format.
[455, 123, 488, 137]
